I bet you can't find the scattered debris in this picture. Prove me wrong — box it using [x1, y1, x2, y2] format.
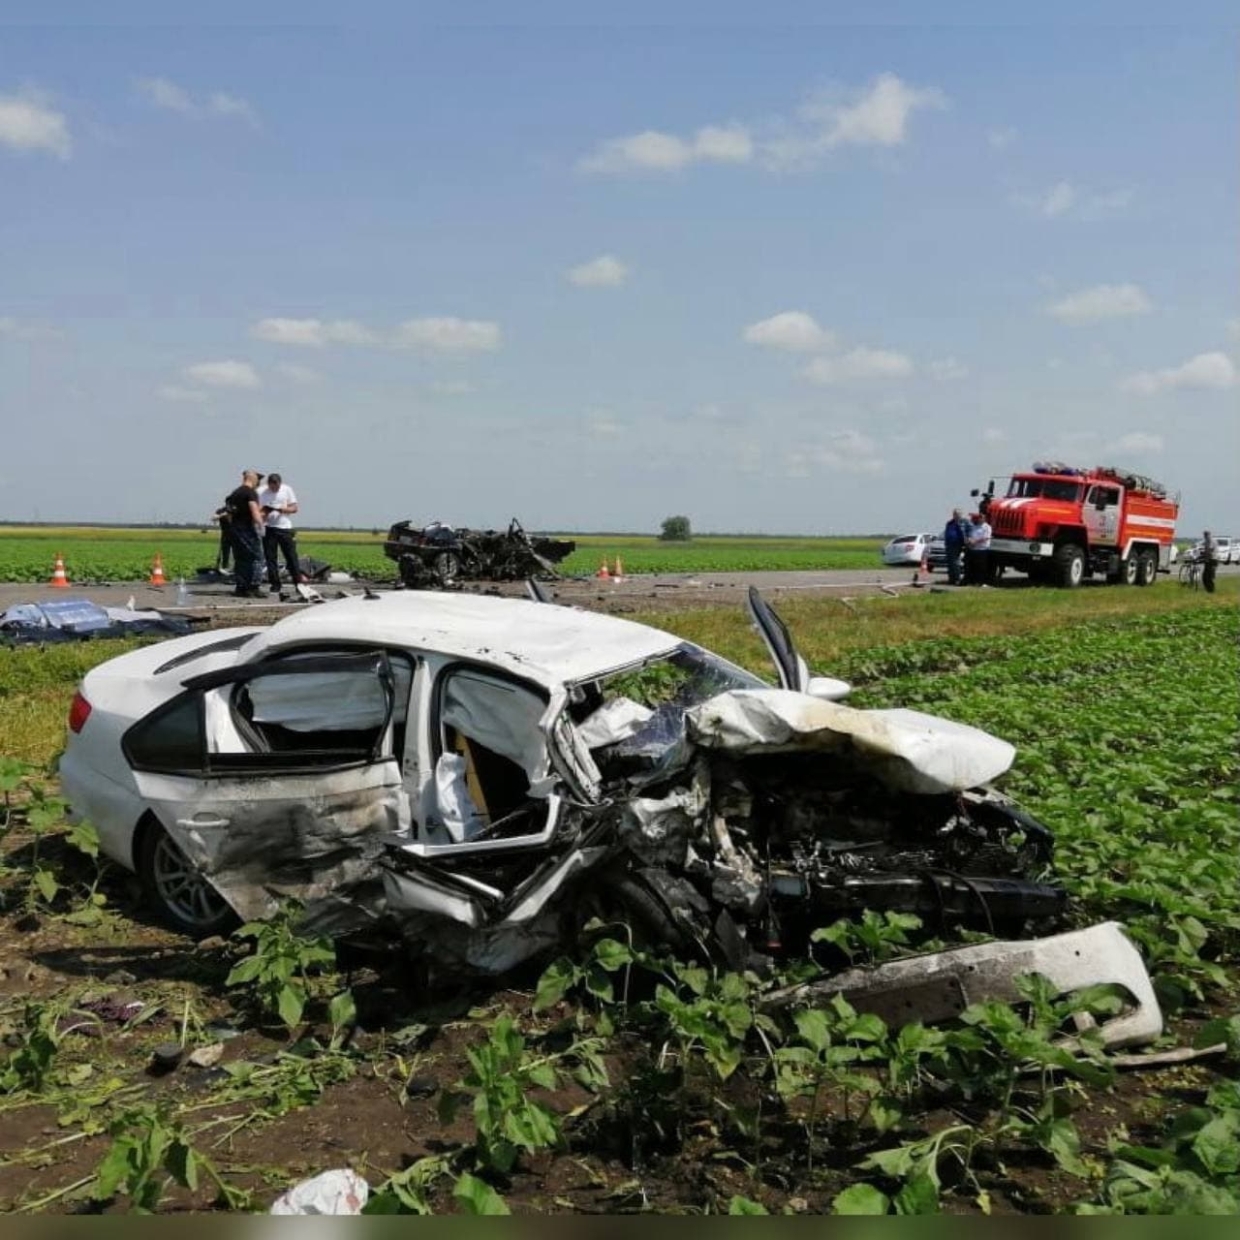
[187, 1043, 225, 1069]
[0, 598, 191, 645]
[270, 1168, 370, 1215]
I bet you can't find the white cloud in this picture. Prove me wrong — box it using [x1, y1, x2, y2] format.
[982, 427, 1006, 446]
[567, 254, 629, 287]
[789, 429, 885, 476]
[0, 92, 71, 158]
[804, 347, 914, 384]
[1022, 181, 1133, 221]
[987, 126, 1017, 150]
[136, 77, 193, 112]
[184, 360, 261, 389]
[276, 363, 322, 385]
[136, 77, 258, 125]
[803, 73, 946, 150]
[743, 311, 835, 353]
[392, 317, 502, 353]
[1120, 351, 1237, 395]
[1040, 181, 1076, 218]
[251, 315, 501, 353]
[1111, 431, 1164, 454]
[208, 92, 259, 127]
[588, 413, 623, 439]
[251, 317, 376, 347]
[579, 124, 753, 174]
[157, 384, 209, 404]
[0, 316, 61, 341]
[929, 356, 969, 381]
[1047, 283, 1153, 324]
[580, 72, 940, 175]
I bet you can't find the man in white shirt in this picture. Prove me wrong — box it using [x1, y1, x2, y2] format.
[257, 472, 302, 598]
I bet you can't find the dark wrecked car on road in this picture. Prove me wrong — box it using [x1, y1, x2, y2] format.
[383, 517, 576, 588]
[59, 588, 1162, 1047]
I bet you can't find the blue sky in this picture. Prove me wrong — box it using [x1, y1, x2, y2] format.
[1, 3, 1236, 533]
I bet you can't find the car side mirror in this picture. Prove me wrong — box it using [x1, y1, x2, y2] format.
[806, 676, 851, 702]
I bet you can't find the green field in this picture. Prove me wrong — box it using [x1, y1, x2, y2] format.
[0, 526, 883, 582]
[0, 585, 1236, 1215]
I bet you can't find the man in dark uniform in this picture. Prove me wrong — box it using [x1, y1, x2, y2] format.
[1201, 530, 1218, 594]
[225, 470, 266, 597]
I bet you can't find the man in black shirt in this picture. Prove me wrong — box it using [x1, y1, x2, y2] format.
[225, 470, 266, 597]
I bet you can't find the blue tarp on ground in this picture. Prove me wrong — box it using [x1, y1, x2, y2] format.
[0, 598, 193, 645]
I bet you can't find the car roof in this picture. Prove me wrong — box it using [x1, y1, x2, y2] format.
[248, 591, 682, 686]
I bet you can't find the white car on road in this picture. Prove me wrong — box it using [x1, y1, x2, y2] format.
[881, 532, 934, 567]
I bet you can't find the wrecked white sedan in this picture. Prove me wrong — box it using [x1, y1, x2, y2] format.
[61, 589, 1065, 973]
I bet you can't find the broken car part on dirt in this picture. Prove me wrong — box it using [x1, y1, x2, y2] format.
[383, 516, 575, 588]
[60, 587, 1163, 1048]
[763, 920, 1163, 1050]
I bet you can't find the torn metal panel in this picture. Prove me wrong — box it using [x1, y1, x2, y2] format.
[686, 690, 1016, 794]
[617, 760, 710, 865]
[156, 779, 411, 924]
[763, 921, 1163, 1050]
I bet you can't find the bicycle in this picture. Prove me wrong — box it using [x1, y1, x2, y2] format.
[1178, 556, 1201, 589]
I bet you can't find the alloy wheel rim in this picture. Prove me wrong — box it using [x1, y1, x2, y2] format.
[152, 834, 228, 928]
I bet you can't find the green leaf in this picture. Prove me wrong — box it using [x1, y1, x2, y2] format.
[533, 958, 576, 1011]
[893, 1172, 940, 1215]
[166, 1139, 199, 1191]
[225, 954, 263, 985]
[328, 989, 357, 1036]
[33, 868, 59, 903]
[276, 983, 305, 1030]
[832, 1183, 890, 1215]
[453, 1172, 510, 1215]
[592, 937, 634, 972]
[726, 1195, 769, 1214]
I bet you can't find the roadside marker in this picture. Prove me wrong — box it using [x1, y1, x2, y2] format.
[149, 553, 167, 586]
[49, 553, 70, 588]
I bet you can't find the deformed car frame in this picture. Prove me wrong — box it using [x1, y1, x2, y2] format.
[383, 516, 576, 588]
[59, 586, 1163, 1047]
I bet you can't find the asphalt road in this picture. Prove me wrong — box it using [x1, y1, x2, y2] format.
[0, 562, 1230, 622]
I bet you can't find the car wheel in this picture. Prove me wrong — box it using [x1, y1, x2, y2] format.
[1136, 549, 1158, 586]
[433, 550, 461, 587]
[1052, 543, 1086, 588]
[137, 821, 236, 938]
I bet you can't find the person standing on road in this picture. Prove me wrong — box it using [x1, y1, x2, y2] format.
[965, 512, 993, 586]
[225, 470, 266, 597]
[1201, 529, 1219, 594]
[258, 472, 302, 599]
[211, 496, 233, 572]
[944, 508, 967, 586]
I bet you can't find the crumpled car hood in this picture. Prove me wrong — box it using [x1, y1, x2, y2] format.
[684, 689, 1016, 795]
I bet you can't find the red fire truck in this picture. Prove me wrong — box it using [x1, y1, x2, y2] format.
[972, 462, 1180, 588]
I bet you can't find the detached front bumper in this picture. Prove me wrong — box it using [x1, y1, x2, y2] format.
[764, 921, 1162, 1050]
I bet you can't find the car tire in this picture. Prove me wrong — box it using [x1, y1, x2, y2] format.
[433, 550, 461, 587]
[1136, 549, 1158, 587]
[136, 819, 237, 939]
[1052, 543, 1086, 588]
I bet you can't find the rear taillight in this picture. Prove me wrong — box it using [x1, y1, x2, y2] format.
[68, 692, 92, 734]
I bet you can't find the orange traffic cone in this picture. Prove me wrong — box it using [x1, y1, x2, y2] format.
[149, 553, 167, 586]
[49, 552, 70, 588]
[613, 557, 624, 581]
[597, 560, 610, 580]
[913, 551, 929, 587]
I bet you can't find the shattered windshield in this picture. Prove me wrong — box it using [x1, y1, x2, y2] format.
[574, 643, 767, 783]
[1006, 477, 1083, 501]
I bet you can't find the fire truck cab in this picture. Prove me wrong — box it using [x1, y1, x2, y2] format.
[973, 462, 1180, 588]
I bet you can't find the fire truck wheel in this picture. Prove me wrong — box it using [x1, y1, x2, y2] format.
[1136, 549, 1158, 586]
[1053, 543, 1086, 588]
